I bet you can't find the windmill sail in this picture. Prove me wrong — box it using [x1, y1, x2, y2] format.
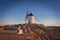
[25, 10, 28, 23]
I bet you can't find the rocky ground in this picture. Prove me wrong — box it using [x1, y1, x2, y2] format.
[0, 24, 60, 40]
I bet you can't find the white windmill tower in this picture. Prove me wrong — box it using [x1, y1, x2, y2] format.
[28, 13, 35, 24]
[25, 11, 35, 24]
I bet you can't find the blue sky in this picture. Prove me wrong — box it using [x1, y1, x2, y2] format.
[0, 0, 60, 26]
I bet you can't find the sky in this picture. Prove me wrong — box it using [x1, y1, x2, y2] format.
[0, 0, 60, 26]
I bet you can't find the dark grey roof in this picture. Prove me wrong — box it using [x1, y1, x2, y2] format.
[28, 13, 33, 16]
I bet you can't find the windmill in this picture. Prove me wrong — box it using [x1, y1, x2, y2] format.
[25, 9, 35, 24]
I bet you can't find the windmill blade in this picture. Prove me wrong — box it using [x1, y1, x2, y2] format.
[25, 9, 29, 23]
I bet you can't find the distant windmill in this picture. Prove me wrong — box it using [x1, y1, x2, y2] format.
[25, 9, 35, 24]
[25, 9, 43, 24]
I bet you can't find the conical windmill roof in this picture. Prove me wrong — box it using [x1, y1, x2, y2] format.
[28, 13, 34, 16]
